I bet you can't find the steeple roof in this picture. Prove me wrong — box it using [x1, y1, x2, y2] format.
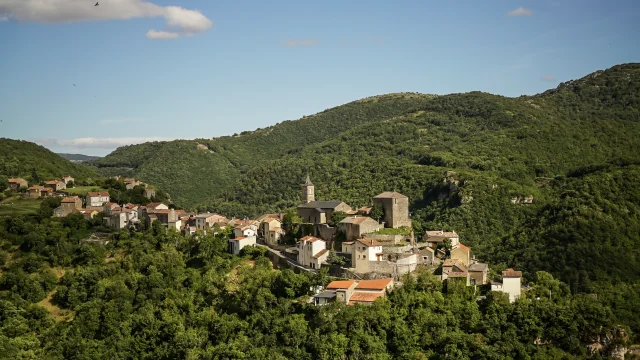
[304, 173, 314, 186]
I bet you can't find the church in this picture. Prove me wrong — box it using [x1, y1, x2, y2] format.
[296, 174, 352, 224]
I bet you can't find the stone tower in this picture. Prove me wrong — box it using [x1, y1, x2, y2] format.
[301, 173, 315, 204]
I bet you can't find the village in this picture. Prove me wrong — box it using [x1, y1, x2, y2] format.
[5, 173, 525, 307]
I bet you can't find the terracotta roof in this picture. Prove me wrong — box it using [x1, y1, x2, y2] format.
[326, 280, 356, 289]
[443, 259, 462, 267]
[355, 278, 393, 290]
[357, 238, 381, 247]
[502, 268, 522, 278]
[105, 202, 118, 207]
[146, 202, 163, 207]
[346, 210, 358, 215]
[8, 178, 26, 183]
[358, 206, 372, 213]
[41, 188, 53, 192]
[457, 244, 470, 252]
[27, 185, 43, 190]
[348, 292, 384, 305]
[340, 216, 376, 225]
[313, 249, 329, 259]
[448, 272, 468, 278]
[45, 180, 60, 185]
[87, 192, 110, 197]
[342, 241, 355, 245]
[61, 197, 78, 203]
[299, 235, 321, 243]
[269, 227, 282, 232]
[373, 192, 407, 199]
[230, 236, 246, 241]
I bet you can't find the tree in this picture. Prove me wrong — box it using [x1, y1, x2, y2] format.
[326, 250, 345, 266]
[370, 203, 384, 222]
[330, 211, 348, 226]
[67, 180, 75, 188]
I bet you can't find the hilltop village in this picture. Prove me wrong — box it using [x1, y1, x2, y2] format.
[4, 173, 525, 306]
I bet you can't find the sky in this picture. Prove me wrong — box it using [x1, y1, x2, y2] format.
[0, 0, 639, 156]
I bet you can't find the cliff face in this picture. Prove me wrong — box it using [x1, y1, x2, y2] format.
[586, 326, 629, 359]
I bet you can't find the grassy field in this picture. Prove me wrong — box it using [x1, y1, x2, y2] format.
[0, 198, 42, 216]
[61, 186, 103, 196]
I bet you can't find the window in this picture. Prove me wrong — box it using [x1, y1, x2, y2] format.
[363, 255, 366, 259]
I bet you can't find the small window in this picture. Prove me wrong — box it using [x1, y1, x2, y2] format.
[363, 255, 366, 259]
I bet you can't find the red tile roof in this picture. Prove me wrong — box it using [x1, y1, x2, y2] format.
[230, 236, 246, 241]
[341, 216, 376, 225]
[348, 292, 384, 305]
[502, 268, 522, 278]
[299, 235, 321, 243]
[61, 197, 78, 203]
[326, 280, 356, 289]
[355, 278, 393, 290]
[8, 178, 26, 183]
[87, 192, 110, 197]
[357, 238, 381, 247]
[457, 244, 470, 251]
[313, 249, 329, 259]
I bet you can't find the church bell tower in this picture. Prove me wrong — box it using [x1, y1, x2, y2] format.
[301, 173, 315, 204]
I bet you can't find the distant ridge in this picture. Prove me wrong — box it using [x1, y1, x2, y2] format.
[57, 153, 102, 162]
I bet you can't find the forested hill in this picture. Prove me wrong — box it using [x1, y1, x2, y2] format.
[0, 138, 96, 182]
[56, 153, 101, 162]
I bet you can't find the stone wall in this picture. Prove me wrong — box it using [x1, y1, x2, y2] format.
[365, 234, 407, 244]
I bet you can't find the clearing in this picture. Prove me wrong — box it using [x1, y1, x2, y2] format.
[0, 198, 42, 216]
[61, 186, 104, 196]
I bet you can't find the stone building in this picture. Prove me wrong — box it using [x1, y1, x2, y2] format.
[301, 173, 315, 204]
[338, 216, 382, 241]
[372, 192, 412, 229]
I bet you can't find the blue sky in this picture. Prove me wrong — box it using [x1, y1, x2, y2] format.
[1, 0, 639, 156]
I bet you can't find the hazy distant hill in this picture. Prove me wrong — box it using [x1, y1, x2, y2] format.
[0, 139, 97, 182]
[56, 153, 102, 162]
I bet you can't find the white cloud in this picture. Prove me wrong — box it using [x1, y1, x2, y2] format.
[0, 0, 212, 38]
[35, 137, 174, 149]
[280, 39, 317, 47]
[507, 7, 533, 16]
[146, 30, 179, 40]
[541, 75, 557, 82]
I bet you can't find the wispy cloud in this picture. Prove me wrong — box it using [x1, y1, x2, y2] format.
[540, 75, 556, 82]
[280, 39, 317, 47]
[507, 7, 533, 16]
[0, 0, 213, 39]
[146, 30, 180, 40]
[35, 137, 174, 149]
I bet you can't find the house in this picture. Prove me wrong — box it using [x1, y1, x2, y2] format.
[40, 187, 54, 197]
[195, 213, 229, 231]
[468, 263, 489, 285]
[372, 192, 412, 229]
[424, 230, 460, 248]
[297, 201, 352, 224]
[357, 206, 372, 215]
[312, 278, 394, 306]
[7, 178, 28, 191]
[258, 214, 285, 246]
[27, 185, 43, 199]
[62, 176, 74, 185]
[86, 192, 110, 207]
[45, 180, 66, 191]
[124, 178, 141, 190]
[53, 196, 82, 217]
[493, 268, 522, 303]
[228, 236, 257, 255]
[104, 209, 139, 230]
[149, 209, 183, 225]
[80, 210, 99, 221]
[417, 247, 436, 265]
[103, 202, 121, 215]
[144, 188, 156, 199]
[234, 225, 257, 239]
[450, 244, 471, 266]
[146, 202, 169, 211]
[442, 259, 468, 275]
[266, 225, 285, 246]
[341, 241, 356, 253]
[352, 237, 384, 273]
[338, 216, 382, 241]
[297, 235, 329, 269]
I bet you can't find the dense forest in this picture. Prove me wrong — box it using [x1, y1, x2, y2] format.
[0, 207, 633, 359]
[0, 139, 97, 183]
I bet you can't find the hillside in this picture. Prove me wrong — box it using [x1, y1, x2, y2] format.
[56, 153, 101, 162]
[0, 138, 97, 183]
